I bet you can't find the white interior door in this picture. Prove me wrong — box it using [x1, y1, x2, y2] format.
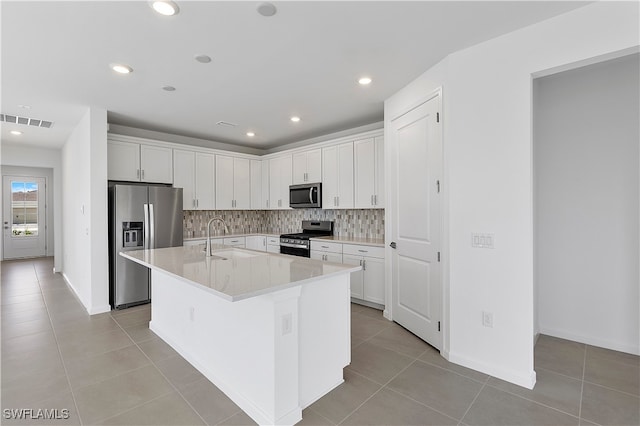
[3, 176, 47, 259]
[389, 94, 442, 349]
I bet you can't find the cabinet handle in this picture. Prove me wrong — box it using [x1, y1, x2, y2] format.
[321, 245, 329, 249]
[141, 170, 145, 180]
[266, 200, 269, 208]
[362, 259, 366, 271]
[358, 249, 368, 253]
[336, 196, 339, 207]
[371, 195, 374, 205]
[374, 195, 377, 205]
[137, 169, 140, 179]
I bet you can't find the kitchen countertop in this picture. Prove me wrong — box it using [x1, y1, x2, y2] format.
[185, 233, 385, 247]
[310, 236, 385, 247]
[120, 245, 360, 302]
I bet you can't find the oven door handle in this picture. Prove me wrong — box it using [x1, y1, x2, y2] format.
[280, 242, 309, 249]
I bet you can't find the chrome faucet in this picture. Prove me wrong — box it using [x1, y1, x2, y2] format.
[205, 217, 229, 257]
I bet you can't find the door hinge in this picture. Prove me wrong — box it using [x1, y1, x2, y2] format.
[437, 252, 441, 262]
[438, 321, 441, 332]
[436, 112, 440, 123]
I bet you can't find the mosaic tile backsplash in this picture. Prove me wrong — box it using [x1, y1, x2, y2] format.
[184, 209, 384, 240]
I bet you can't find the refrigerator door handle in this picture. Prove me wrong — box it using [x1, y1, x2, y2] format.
[143, 203, 150, 249]
[149, 203, 155, 249]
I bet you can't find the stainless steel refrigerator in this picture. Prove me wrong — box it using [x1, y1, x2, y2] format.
[109, 183, 183, 309]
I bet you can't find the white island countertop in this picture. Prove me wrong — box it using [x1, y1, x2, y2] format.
[120, 245, 360, 302]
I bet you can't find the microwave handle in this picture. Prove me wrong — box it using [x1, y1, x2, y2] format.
[309, 187, 314, 204]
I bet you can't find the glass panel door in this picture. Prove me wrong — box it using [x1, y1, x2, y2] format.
[11, 181, 39, 237]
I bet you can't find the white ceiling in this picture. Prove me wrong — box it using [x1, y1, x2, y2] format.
[1, 1, 589, 151]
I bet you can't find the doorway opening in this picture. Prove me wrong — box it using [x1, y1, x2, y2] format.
[2, 172, 49, 260]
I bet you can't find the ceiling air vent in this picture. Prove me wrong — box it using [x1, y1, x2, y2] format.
[216, 121, 237, 128]
[1, 114, 54, 129]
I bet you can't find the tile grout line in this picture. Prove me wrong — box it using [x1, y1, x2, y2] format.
[32, 261, 85, 426]
[304, 406, 339, 426]
[456, 377, 489, 426]
[578, 344, 587, 423]
[109, 309, 216, 426]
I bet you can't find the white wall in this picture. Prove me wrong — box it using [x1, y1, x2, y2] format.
[534, 54, 639, 355]
[61, 107, 110, 314]
[385, 1, 639, 388]
[1, 145, 62, 271]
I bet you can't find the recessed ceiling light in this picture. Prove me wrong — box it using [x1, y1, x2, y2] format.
[257, 2, 277, 17]
[18, 104, 31, 110]
[10, 130, 22, 136]
[358, 77, 372, 85]
[290, 116, 301, 123]
[151, 1, 179, 16]
[162, 86, 176, 91]
[111, 64, 133, 74]
[246, 132, 255, 137]
[195, 55, 212, 64]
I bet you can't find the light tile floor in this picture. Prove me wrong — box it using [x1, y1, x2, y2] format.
[1, 257, 638, 425]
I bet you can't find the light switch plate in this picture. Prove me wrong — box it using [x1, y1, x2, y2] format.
[472, 233, 495, 249]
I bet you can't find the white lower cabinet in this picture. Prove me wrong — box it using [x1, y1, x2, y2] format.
[266, 236, 281, 253]
[342, 244, 385, 305]
[223, 237, 245, 248]
[246, 236, 266, 251]
[310, 241, 343, 263]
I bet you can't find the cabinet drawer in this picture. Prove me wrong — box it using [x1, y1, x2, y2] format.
[342, 244, 384, 258]
[267, 236, 280, 246]
[223, 237, 246, 246]
[310, 241, 343, 254]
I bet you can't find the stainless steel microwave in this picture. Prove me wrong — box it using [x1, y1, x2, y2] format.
[289, 183, 322, 208]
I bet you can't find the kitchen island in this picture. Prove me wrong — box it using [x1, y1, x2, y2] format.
[120, 245, 360, 426]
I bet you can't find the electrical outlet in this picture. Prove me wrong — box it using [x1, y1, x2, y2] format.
[482, 311, 493, 328]
[282, 313, 292, 335]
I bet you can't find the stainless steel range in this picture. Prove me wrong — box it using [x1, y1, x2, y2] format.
[280, 220, 333, 257]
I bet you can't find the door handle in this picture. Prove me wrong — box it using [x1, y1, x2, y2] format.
[390, 242, 397, 249]
[309, 187, 314, 204]
[149, 204, 155, 248]
[143, 204, 150, 249]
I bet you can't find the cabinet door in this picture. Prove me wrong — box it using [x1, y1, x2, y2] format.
[310, 251, 325, 261]
[374, 135, 384, 207]
[306, 149, 322, 183]
[269, 155, 292, 209]
[343, 254, 364, 299]
[292, 152, 307, 184]
[337, 142, 354, 208]
[233, 158, 251, 209]
[363, 256, 385, 304]
[261, 160, 270, 209]
[108, 140, 140, 181]
[250, 160, 262, 209]
[173, 150, 196, 210]
[269, 157, 280, 209]
[322, 146, 338, 209]
[246, 236, 266, 251]
[354, 138, 376, 208]
[195, 153, 215, 210]
[140, 145, 173, 183]
[215, 155, 234, 209]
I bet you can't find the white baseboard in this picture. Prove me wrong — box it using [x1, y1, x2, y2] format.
[447, 351, 537, 389]
[60, 272, 111, 316]
[539, 327, 640, 356]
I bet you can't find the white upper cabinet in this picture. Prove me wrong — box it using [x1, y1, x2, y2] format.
[215, 155, 250, 210]
[322, 142, 354, 209]
[354, 136, 384, 208]
[292, 149, 322, 184]
[195, 153, 215, 210]
[250, 160, 271, 210]
[269, 154, 292, 209]
[173, 150, 215, 210]
[108, 140, 173, 183]
[173, 150, 196, 210]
